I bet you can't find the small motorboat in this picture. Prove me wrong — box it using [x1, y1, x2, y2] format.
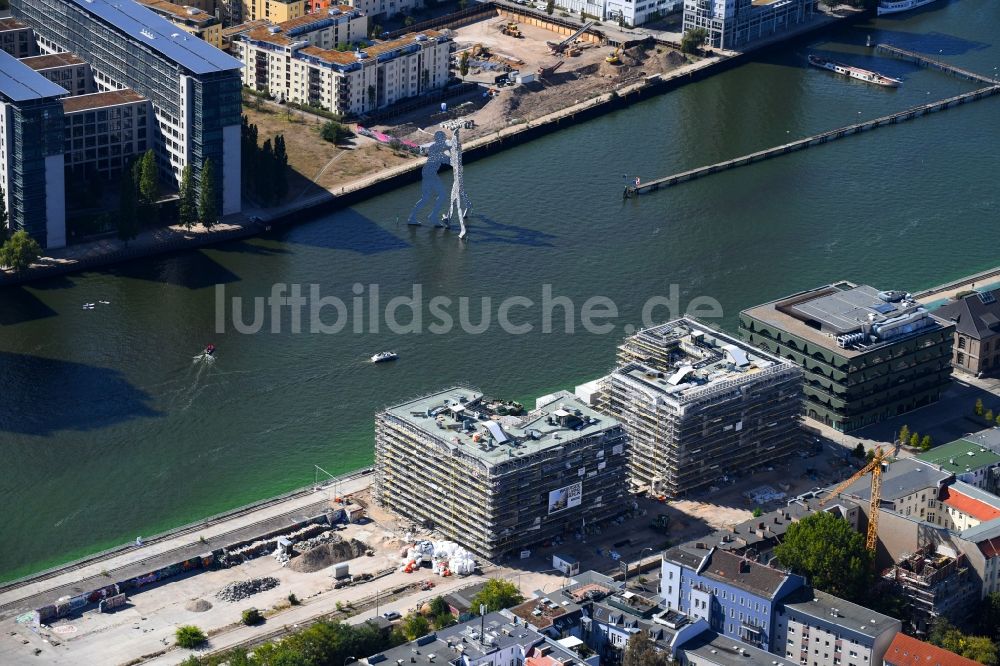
[371, 351, 398, 363]
[82, 303, 95, 310]
[204, 344, 216, 356]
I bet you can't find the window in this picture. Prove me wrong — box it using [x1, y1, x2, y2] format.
[959, 336, 967, 349]
[957, 352, 966, 365]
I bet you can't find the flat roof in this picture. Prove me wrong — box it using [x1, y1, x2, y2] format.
[135, 0, 220, 26]
[0, 17, 31, 31]
[680, 629, 798, 666]
[0, 50, 68, 102]
[841, 458, 951, 503]
[67, 0, 241, 75]
[781, 588, 898, 640]
[916, 437, 1000, 476]
[382, 387, 620, 468]
[222, 19, 271, 39]
[742, 283, 948, 358]
[61, 89, 147, 113]
[19, 52, 86, 71]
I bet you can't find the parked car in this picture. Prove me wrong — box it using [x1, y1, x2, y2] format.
[382, 610, 401, 620]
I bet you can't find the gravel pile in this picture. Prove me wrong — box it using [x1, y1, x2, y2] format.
[185, 599, 213, 612]
[288, 539, 367, 573]
[215, 577, 280, 602]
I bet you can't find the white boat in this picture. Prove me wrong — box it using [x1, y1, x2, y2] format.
[371, 351, 398, 363]
[808, 55, 902, 87]
[877, 0, 940, 16]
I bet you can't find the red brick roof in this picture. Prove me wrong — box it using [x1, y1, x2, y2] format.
[941, 487, 1000, 522]
[884, 633, 981, 666]
[980, 535, 1000, 558]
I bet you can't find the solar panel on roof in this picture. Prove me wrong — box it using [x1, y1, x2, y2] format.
[979, 291, 997, 305]
[872, 303, 895, 314]
[68, 0, 242, 75]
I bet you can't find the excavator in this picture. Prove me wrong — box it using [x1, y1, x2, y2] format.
[606, 47, 622, 65]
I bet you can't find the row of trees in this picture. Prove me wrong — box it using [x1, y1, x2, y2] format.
[928, 618, 998, 664]
[974, 398, 1000, 426]
[241, 115, 289, 206]
[117, 149, 219, 244]
[896, 425, 932, 451]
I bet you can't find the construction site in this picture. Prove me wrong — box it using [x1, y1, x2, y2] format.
[369, 12, 692, 143]
[602, 318, 805, 499]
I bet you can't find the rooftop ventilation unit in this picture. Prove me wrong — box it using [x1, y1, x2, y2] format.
[268, 25, 281, 33]
[140, 28, 156, 39]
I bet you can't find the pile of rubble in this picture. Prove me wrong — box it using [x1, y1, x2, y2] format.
[215, 577, 280, 602]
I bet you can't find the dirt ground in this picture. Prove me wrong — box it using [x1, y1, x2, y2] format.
[374, 18, 691, 143]
[241, 103, 417, 203]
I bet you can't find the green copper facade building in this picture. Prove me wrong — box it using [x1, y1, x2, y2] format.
[739, 282, 954, 433]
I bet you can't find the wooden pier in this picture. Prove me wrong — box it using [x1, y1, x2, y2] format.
[626, 47, 1000, 198]
[875, 43, 999, 85]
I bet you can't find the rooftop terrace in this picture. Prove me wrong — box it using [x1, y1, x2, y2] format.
[916, 436, 1000, 476]
[19, 52, 86, 70]
[135, 0, 220, 26]
[61, 89, 146, 113]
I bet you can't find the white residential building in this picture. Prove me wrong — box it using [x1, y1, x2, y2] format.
[237, 9, 451, 116]
[557, 0, 682, 28]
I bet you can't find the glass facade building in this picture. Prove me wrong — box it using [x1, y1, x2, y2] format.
[12, 0, 242, 214]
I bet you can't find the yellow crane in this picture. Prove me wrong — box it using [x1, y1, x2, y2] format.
[819, 446, 887, 554]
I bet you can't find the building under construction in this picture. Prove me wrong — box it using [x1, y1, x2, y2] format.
[883, 547, 978, 633]
[374, 387, 629, 560]
[605, 318, 803, 497]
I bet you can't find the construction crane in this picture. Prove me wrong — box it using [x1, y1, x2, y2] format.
[819, 446, 887, 554]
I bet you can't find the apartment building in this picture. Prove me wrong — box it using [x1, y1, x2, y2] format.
[341, 0, 423, 21]
[241, 0, 307, 23]
[774, 588, 901, 666]
[661, 544, 805, 650]
[374, 388, 629, 560]
[12, 0, 243, 216]
[135, 0, 224, 48]
[682, 0, 816, 50]
[0, 50, 66, 247]
[604, 318, 803, 497]
[740, 283, 954, 432]
[935, 288, 1000, 376]
[916, 432, 1000, 493]
[61, 90, 152, 181]
[20, 53, 95, 96]
[0, 17, 38, 58]
[237, 10, 450, 116]
[555, 0, 681, 28]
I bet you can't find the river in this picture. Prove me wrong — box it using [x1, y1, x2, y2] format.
[0, 0, 997, 582]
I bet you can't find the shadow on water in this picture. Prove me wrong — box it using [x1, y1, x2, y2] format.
[865, 30, 991, 56]
[0, 287, 59, 326]
[28, 275, 77, 291]
[281, 209, 411, 254]
[97, 250, 241, 290]
[0, 351, 159, 435]
[466, 213, 558, 248]
[212, 239, 293, 256]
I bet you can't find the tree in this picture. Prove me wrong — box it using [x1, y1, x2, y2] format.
[459, 51, 470, 78]
[471, 579, 523, 614]
[681, 27, 708, 54]
[987, 409, 995, 422]
[909, 432, 920, 448]
[623, 629, 667, 666]
[545, 0, 554, 14]
[404, 15, 415, 27]
[976, 398, 985, 416]
[320, 120, 353, 145]
[273, 134, 288, 202]
[175, 625, 207, 649]
[369, 23, 382, 39]
[241, 608, 263, 625]
[198, 159, 219, 229]
[457, 0, 467, 9]
[898, 424, 910, 447]
[851, 443, 865, 459]
[929, 619, 998, 665]
[752, 507, 763, 517]
[0, 230, 41, 274]
[774, 511, 871, 602]
[996, 412, 1000, 427]
[117, 167, 139, 246]
[865, 448, 876, 463]
[400, 613, 430, 640]
[138, 149, 159, 205]
[428, 596, 450, 617]
[178, 165, 197, 230]
[981, 592, 1000, 642]
[0, 183, 8, 241]
[920, 435, 932, 451]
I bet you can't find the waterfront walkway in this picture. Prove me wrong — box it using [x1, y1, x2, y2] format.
[914, 265, 1000, 304]
[0, 473, 371, 621]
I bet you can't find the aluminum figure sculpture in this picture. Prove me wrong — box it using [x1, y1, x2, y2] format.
[443, 127, 471, 239]
[407, 126, 472, 238]
[407, 131, 450, 227]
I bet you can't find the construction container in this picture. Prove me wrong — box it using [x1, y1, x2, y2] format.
[332, 562, 350, 579]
